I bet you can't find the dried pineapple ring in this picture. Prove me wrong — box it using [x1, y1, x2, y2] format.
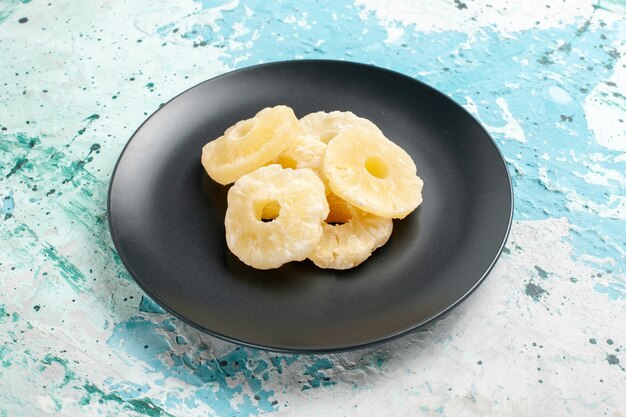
[323, 128, 423, 219]
[225, 165, 329, 270]
[202, 105, 299, 185]
[273, 133, 326, 175]
[299, 111, 382, 144]
[309, 194, 393, 270]
[271, 133, 331, 196]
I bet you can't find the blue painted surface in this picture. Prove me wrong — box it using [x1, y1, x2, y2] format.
[0, 0, 625, 415]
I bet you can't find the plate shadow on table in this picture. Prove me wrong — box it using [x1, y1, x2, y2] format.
[105, 292, 469, 390]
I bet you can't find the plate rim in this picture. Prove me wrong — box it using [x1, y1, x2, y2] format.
[107, 59, 514, 353]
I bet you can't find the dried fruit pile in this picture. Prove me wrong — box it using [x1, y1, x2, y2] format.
[201, 105, 424, 270]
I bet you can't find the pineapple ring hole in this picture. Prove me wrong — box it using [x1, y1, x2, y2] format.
[320, 131, 338, 142]
[276, 155, 297, 170]
[325, 201, 353, 226]
[364, 155, 389, 179]
[255, 200, 281, 222]
[232, 120, 255, 138]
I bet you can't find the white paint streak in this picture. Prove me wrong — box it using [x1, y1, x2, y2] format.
[548, 86, 573, 104]
[464, 96, 526, 142]
[584, 50, 626, 152]
[356, 0, 622, 36]
[384, 24, 404, 43]
[578, 163, 626, 188]
[578, 254, 617, 267]
[463, 95, 479, 117]
[493, 97, 527, 142]
[567, 193, 626, 221]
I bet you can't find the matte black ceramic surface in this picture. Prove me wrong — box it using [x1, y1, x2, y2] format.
[108, 60, 513, 352]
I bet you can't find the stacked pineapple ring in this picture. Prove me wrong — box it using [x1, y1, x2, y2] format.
[201, 106, 424, 270]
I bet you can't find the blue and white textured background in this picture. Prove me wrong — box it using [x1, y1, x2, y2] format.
[1, 0, 625, 415]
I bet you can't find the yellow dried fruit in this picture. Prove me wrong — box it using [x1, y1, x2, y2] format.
[322, 128, 423, 219]
[203, 106, 424, 270]
[202, 106, 299, 185]
[299, 111, 382, 144]
[308, 194, 393, 269]
[225, 165, 329, 270]
[272, 133, 326, 176]
[271, 133, 331, 195]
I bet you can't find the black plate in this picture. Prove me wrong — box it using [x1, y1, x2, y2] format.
[108, 60, 513, 353]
